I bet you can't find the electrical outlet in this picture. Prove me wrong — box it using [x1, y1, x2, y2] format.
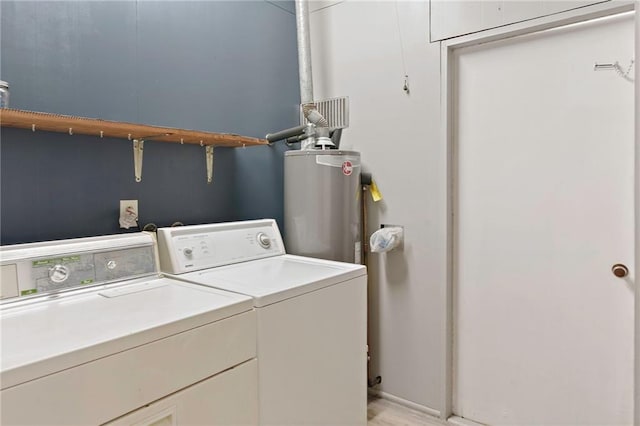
[120, 200, 138, 217]
[119, 200, 138, 229]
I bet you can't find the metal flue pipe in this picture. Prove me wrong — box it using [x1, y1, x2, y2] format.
[296, 0, 314, 105]
[293, 0, 331, 150]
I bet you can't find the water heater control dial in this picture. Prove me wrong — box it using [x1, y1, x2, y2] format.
[257, 232, 271, 249]
[48, 264, 70, 283]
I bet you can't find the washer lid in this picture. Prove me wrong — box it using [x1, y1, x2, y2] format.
[0, 277, 252, 389]
[180, 254, 366, 307]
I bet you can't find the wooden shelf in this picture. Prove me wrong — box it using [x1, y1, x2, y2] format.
[0, 108, 268, 147]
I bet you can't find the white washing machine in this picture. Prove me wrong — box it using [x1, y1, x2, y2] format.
[0, 232, 258, 426]
[157, 219, 368, 426]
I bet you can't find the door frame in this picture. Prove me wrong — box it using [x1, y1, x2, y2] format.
[439, 1, 639, 421]
[634, 3, 639, 425]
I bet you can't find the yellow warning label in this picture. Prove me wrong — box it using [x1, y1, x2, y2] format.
[370, 180, 383, 202]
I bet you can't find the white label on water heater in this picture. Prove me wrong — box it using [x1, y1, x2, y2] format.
[355, 242, 362, 264]
[316, 155, 360, 169]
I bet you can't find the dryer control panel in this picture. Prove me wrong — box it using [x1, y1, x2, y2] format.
[157, 219, 285, 274]
[0, 234, 157, 301]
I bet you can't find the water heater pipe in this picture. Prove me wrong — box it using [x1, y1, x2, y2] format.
[294, 0, 332, 150]
[296, 0, 314, 105]
[265, 1, 332, 148]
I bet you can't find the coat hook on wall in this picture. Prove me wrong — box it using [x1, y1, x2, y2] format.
[594, 62, 617, 70]
[100, 131, 104, 138]
[31, 124, 35, 132]
[68, 127, 73, 135]
[594, 59, 635, 82]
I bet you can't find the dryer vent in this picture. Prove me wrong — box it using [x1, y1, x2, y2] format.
[300, 96, 349, 130]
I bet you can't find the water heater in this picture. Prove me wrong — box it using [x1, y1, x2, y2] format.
[284, 150, 361, 263]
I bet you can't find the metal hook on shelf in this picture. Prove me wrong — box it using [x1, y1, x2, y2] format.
[68, 128, 73, 135]
[100, 131, 104, 138]
[31, 124, 36, 132]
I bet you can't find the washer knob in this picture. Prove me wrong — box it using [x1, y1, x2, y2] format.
[184, 248, 193, 257]
[257, 233, 271, 249]
[49, 264, 70, 283]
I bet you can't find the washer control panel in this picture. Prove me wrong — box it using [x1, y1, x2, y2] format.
[158, 219, 285, 274]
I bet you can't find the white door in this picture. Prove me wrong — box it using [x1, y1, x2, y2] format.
[454, 13, 635, 425]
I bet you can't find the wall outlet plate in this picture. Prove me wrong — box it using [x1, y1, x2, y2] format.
[119, 199, 138, 228]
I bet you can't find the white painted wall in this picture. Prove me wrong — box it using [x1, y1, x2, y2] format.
[309, 1, 445, 411]
[309, 0, 636, 415]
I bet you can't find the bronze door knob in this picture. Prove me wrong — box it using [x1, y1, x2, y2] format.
[612, 264, 629, 278]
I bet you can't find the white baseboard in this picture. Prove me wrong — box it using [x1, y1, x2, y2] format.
[447, 415, 487, 426]
[367, 388, 442, 418]
[366, 389, 487, 426]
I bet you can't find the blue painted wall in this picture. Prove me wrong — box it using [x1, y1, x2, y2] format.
[0, 1, 299, 244]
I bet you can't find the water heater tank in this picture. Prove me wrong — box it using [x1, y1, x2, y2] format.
[284, 150, 361, 263]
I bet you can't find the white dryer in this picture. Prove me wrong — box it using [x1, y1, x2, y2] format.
[157, 219, 368, 426]
[1, 233, 258, 426]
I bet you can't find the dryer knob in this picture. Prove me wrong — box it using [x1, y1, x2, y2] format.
[184, 248, 193, 257]
[257, 233, 271, 249]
